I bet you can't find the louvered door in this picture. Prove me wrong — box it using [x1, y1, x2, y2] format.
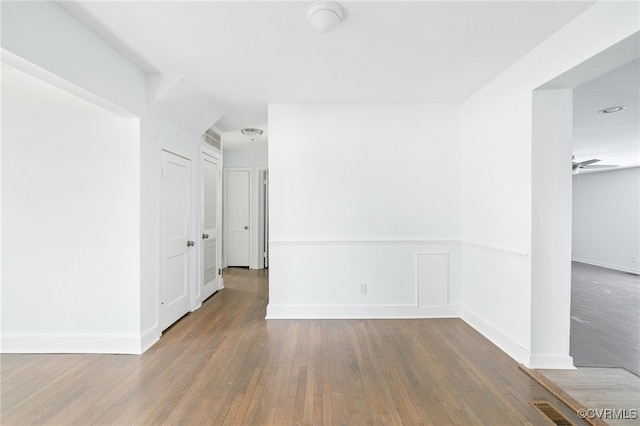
[201, 149, 221, 300]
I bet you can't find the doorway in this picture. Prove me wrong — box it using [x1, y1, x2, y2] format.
[530, 32, 639, 368]
[225, 169, 251, 267]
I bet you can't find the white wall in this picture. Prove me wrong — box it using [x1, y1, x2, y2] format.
[1, 1, 211, 353]
[531, 89, 573, 368]
[2, 67, 141, 352]
[573, 167, 640, 273]
[461, 2, 639, 367]
[223, 143, 268, 169]
[267, 104, 461, 318]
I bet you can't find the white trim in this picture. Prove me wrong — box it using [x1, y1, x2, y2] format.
[266, 304, 460, 319]
[207, 125, 224, 136]
[527, 355, 576, 370]
[1, 333, 143, 354]
[572, 257, 639, 275]
[462, 241, 529, 259]
[201, 142, 221, 159]
[140, 326, 160, 353]
[1, 49, 136, 119]
[270, 239, 461, 246]
[257, 167, 269, 269]
[160, 142, 192, 163]
[269, 240, 526, 260]
[460, 306, 530, 365]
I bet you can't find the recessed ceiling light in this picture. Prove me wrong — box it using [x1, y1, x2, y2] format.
[598, 106, 625, 114]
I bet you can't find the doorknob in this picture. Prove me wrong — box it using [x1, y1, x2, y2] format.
[202, 233, 209, 239]
[187, 240, 195, 247]
[243, 226, 248, 230]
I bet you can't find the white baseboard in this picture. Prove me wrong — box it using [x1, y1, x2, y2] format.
[572, 257, 639, 274]
[0, 333, 144, 354]
[460, 306, 530, 365]
[527, 355, 576, 370]
[140, 326, 160, 353]
[265, 304, 460, 319]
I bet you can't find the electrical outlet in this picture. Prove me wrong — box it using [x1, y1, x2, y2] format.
[360, 282, 367, 295]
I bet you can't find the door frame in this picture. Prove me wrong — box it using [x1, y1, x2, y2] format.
[159, 143, 196, 331]
[529, 33, 639, 369]
[257, 167, 269, 269]
[223, 167, 252, 268]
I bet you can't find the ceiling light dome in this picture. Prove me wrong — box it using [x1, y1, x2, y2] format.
[241, 128, 263, 142]
[308, 1, 343, 34]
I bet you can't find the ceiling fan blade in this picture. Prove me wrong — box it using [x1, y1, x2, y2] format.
[574, 159, 601, 167]
[581, 164, 618, 169]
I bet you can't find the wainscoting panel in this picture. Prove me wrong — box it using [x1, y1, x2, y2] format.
[417, 253, 448, 307]
[267, 240, 461, 319]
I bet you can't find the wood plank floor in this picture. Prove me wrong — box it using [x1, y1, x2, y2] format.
[571, 261, 640, 375]
[1, 268, 588, 425]
[540, 368, 640, 426]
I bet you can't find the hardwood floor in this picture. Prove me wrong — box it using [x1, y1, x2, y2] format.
[1, 268, 588, 425]
[570, 261, 640, 376]
[540, 368, 640, 426]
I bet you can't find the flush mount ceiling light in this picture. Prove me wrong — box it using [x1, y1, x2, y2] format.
[598, 106, 626, 114]
[308, 1, 344, 34]
[241, 128, 263, 142]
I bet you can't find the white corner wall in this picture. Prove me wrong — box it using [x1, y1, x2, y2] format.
[1, 1, 210, 353]
[573, 167, 640, 273]
[531, 89, 574, 369]
[1, 67, 141, 353]
[461, 2, 639, 367]
[267, 104, 462, 318]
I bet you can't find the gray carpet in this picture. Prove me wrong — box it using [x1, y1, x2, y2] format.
[570, 261, 640, 376]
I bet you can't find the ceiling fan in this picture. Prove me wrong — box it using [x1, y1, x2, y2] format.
[572, 156, 618, 174]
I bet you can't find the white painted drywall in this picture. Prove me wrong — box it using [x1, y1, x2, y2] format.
[267, 104, 461, 317]
[573, 167, 640, 273]
[461, 1, 638, 367]
[1, 1, 147, 115]
[531, 89, 574, 369]
[2, 66, 141, 352]
[223, 144, 268, 169]
[1, 1, 212, 352]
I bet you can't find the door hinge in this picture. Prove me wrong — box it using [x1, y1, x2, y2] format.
[218, 268, 221, 275]
[161, 167, 164, 178]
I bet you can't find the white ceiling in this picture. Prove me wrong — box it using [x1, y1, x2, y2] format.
[61, 0, 596, 139]
[573, 58, 640, 171]
[60, 1, 637, 169]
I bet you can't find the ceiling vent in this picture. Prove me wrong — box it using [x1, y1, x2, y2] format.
[203, 128, 221, 151]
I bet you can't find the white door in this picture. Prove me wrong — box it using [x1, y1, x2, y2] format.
[160, 149, 194, 331]
[226, 169, 250, 267]
[201, 150, 221, 300]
